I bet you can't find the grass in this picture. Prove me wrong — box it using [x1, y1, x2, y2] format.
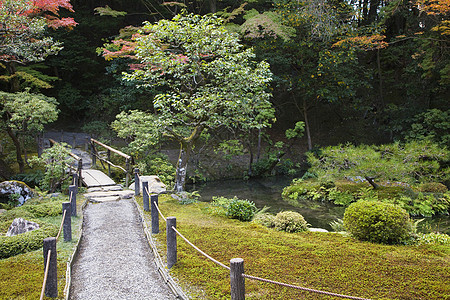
[0, 194, 83, 299]
[138, 195, 450, 300]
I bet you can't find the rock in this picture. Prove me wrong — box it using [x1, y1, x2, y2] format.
[0, 181, 34, 206]
[171, 194, 181, 201]
[129, 175, 167, 194]
[309, 228, 329, 232]
[6, 218, 40, 236]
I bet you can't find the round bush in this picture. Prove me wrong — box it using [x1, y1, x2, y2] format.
[252, 213, 276, 228]
[274, 211, 308, 233]
[226, 199, 257, 221]
[343, 201, 413, 244]
[418, 182, 448, 193]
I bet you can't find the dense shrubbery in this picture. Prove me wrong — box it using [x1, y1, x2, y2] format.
[282, 179, 450, 217]
[252, 213, 276, 228]
[208, 196, 257, 221]
[273, 211, 309, 233]
[343, 201, 413, 244]
[0, 220, 58, 258]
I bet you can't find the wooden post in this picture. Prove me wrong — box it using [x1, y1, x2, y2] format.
[43, 237, 57, 298]
[69, 185, 77, 217]
[143, 181, 149, 212]
[167, 217, 177, 269]
[134, 168, 140, 196]
[151, 194, 159, 234]
[107, 149, 111, 177]
[62, 202, 72, 242]
[230, 258, 245, 300]
[91, 142, 96, 168]
[77, 159, 82, 187]
[125, 158, 130, 188]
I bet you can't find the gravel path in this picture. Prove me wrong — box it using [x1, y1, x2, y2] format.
[70, 199, 176, 300]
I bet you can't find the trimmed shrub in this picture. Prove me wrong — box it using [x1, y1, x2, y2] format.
[274, 211, 308, 233]
[226, 199, 257, 222]
[343, 201, 413, 244]
[0, 221, 58, 259]
[252, 213, 276, 228]
[418, 182, 448, 193]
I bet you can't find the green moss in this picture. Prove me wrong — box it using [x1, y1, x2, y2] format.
[139, 195, 450, 300]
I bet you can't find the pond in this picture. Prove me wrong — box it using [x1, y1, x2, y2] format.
[188, 177, 450, 234]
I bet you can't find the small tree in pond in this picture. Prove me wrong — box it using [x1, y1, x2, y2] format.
[115, 14, 274, 191]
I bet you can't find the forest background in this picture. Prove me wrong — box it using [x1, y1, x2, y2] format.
[0, 0, 449, 183]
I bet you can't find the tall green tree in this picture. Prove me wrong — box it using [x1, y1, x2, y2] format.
[107, 13, 275, 191]
[0, 91, 59, 172]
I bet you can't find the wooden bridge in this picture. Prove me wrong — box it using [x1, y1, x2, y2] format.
[49, 138, 134, 202]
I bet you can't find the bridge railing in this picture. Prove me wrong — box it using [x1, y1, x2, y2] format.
[49, 139, 82, 186]
[90, 138, 132, 187]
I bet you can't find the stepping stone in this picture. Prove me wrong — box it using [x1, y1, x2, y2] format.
[90, 196, 121, 203]
[87, 185, 123, 193]
[84, 190, 134, 201]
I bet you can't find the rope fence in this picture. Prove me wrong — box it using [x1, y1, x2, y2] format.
[39, 185, 76, 299]
[134, 172, 373, 300]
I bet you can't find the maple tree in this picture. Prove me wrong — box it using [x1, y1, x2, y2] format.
[0, 0, 77, 92]
[106, 13, 274, 191]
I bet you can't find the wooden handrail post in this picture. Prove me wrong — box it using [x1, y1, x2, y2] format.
[91, 141, 96, 168]
[134, 168, 140, 196]
[62, 202, 72, 242]
[107, 149, 111, 177]
[69, 185, 77, 217]
[125, 158, 130, 188]
[77, 159, 82, 187]
[230, 258, 245, 300]
[151, 194, 159, 234]
[167, 217, 177, 269]
[143, 181, 149, 212]
[43, 237, 57, 298]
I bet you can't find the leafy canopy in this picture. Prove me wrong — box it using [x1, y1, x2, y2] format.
[121, 13, 275, 141]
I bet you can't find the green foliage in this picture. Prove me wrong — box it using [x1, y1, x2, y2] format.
[405, 109, 450, 148]
[11, 171, 44, 188]
[29, 143, 73, 192]
[414, 232, 450, 245]
[418, 182, 448, 193]
[136, 154, 176, 188]
[226, 198, 257, 222]
[307, 141, 449, 187]
[343, 201, 413, 244]
[208, 196, 257, 221]
[329, 218, 345, 232]
[0, 220, 58, 259]
[252, 213, 276, 228]
[273, 211, 308, 233]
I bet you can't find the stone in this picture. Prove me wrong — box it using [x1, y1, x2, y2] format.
[309, 228, 329, 233]
[0, 181, 34, 206]
[129, 175, 167, 194]
[6, 218, 40, 236]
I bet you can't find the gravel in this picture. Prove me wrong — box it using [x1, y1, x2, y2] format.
[70, 199, 176, 300]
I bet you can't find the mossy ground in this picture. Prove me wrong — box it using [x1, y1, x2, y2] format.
[0, 194, 83, 299]
[138, 195, 450, 300]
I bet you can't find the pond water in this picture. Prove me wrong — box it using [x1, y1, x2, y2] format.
[188, 177, 450, 234]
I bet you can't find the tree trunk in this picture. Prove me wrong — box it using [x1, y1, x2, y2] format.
[6, 62, 20, 93]
[365, 176, 379, 189]
[6, 126, 25, 173]
[174, 145, 191, 192]
[303, 99, 312, 150]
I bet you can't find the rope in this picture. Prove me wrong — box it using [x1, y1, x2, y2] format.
[241, 274, 372, 300]
[40, 249, 51, 300]
[171, 226, 230, 270]
[153, 201, 167, 222]
[55, 209, 67, 241]
[144, 186, 167, 221]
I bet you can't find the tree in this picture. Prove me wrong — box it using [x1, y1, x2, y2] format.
[0, 90, 59, 173]
[307, 141, 449, 189]
[107, 13, 274, 191]
[0, 0, 77, 92]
